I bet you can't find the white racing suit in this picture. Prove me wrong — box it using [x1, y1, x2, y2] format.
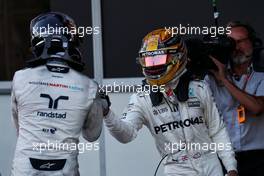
[104, 80, 237, 176]
[11, 65, 103, 176]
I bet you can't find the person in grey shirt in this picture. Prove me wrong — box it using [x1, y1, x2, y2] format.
[206, 21, 264, 176]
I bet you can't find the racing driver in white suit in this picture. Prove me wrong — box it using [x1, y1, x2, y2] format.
[103, 29, 238, 176]
[11, 12, 103, 176]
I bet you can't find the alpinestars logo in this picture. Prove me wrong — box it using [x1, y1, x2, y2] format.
[154, 116, 204, 134]
[40, 163, 56, 169]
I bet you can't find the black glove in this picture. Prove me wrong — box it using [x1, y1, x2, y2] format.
[98, 91, 111, 116]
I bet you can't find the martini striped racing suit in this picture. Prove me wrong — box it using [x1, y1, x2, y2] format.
[11, 65, 103, 176]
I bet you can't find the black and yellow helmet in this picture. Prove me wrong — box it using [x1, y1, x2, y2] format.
[138, 28, 188, 85]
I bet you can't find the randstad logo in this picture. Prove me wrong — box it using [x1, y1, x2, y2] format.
[37, 111, 67, 119]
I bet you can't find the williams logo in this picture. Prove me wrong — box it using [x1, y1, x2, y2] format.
[40, 94, 69, 109]
[37, 94, 69, 119]
[42, 128, 57, 134]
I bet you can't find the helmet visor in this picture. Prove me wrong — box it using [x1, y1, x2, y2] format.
[143, 54, 167, 67]
[139, 54, 170, 67]
[138, 48, 183, 67]
[138, 53, 183, 68]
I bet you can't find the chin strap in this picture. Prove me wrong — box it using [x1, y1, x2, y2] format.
[144, 71, 192, 106]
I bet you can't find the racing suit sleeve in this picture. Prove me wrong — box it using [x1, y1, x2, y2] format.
[11, 73, 19, 136]
[203, 83, 237, 172]
[256, 79, 264, 96]
[104, 94, 145, 144]
[82, 97, 103, 142]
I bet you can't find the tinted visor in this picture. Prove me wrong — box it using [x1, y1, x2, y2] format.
[138, 49, 181, 67]
[143, 54, 167, 67]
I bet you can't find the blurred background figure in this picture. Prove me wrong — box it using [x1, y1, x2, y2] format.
[206, 21, 264, 176]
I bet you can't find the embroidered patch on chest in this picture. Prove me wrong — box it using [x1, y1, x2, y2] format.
[187, 101, 200, 108]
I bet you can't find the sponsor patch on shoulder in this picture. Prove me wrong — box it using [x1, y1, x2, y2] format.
[187, 101, 200, 108]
